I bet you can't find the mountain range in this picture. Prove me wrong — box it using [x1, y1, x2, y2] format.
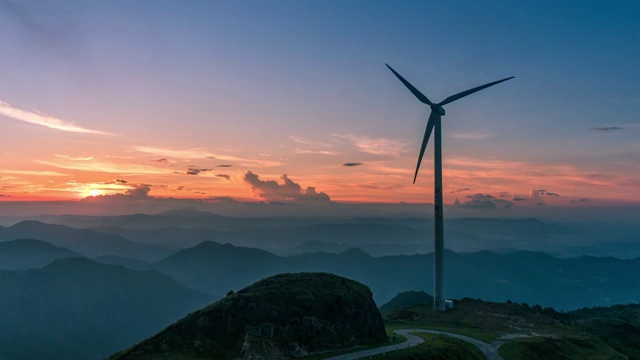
[6, 210, 639, 258]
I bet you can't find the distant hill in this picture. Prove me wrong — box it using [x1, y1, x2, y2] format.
[0, 221, 171, 261]
[18, 213, 640, 257]
[0, 239, 78, 270]
[111, 273, 386, 359]
[94, 255, 151, 270]
[150, 241, 640, 310]
[379, 290, 434, 315]
[0, 258, 212, 360]
[153, 241, 284, 297]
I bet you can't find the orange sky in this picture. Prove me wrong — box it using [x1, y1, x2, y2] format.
[1, 1, 638, 210]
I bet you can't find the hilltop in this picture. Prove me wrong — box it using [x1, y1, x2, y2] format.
[111, 273, 386, 360]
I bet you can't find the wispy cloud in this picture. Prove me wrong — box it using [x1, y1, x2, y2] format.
[289, 136, 334, 148]
[37, 160, 174, 175]
[450, 132, 495, 140]
[450, 187, 470, 193]
[0, 169, 68, 177]
[185, 168, 213, 176]
[333, 134, 408, 157]
[54, 154, 94, 161]
[453, 193, 513, 209]
[133, 146, 283, 167]
[0, 101, 113, 135]
[295, 149, 339, 155]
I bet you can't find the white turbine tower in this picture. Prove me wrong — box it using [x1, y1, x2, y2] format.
[386, 64, 514, 311]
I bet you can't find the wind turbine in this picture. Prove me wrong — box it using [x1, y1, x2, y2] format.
[386, 64, 513, 311]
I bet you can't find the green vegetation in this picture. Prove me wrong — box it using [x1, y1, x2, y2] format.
[385, 297, 572, 342]
[368, 333, 484, 360]
[383, 292, 640, 360]
[499, 336, 625, 360]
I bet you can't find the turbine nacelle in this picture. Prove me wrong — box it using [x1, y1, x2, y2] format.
[431, 104, 445, 116]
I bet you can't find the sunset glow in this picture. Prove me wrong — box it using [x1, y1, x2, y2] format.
[0, 1, 638, 216]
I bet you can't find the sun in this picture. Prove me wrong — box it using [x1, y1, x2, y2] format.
[83, 189, 104, 198]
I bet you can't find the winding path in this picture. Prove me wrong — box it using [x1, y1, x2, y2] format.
[323, 328, 503, 360]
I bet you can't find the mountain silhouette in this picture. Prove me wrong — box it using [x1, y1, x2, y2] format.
[0, 221, 171, 261]
[0, 257, 211, 360]
[0, 238, 78, 270]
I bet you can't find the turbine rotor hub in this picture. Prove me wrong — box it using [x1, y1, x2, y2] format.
[431, 104, 446, 116]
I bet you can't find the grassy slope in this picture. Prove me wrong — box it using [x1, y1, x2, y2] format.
[499, 337, 625, 360]
[384, 297, 630, 360]
[385, 298, 573, 342]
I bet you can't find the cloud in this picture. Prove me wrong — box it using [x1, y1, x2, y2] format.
[512, 197, 527, 201]
[124, 184, 151, 198]
[133, 146, 283, 167]
[535, 202, 545, 207]
[529, 189, 546, 202]
[217, 164, 232, 167]
[186, 168, 213, 176]
[289, 136, 334, 148]
[54, 154, 94, 161]
[243, 171, 331, 204]
[0, 100, 113, 135]
[115, 179, 128, 184]
[333, 134, 407, 157]
[545, 192, 560, 196]
[454, 193, 513, 209]
[590, 127, 625, 131]
[290, 136, 338, 155]
[343, 162, 363, 167]
[571, 198, 590, 204]
[1, 169, 68, 176]
[295, 149, 339, 155]
[450, 132, 495, 140]
[450, 187, 470, 193]
[37, 160, 173, 175]
[152, 158, 168, 163]
[215, 174, 231, 180]
[210, 196, 239, 203]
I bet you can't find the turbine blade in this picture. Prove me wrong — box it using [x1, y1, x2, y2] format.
[414, 111, 437, 184]
[439, 76, 514, 106]
[386, 64, 432, 105]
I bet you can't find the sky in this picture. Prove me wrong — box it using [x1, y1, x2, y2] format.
[0, 0, 638, 217]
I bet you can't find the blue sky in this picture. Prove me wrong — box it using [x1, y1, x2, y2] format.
[0, 0, 638, 208]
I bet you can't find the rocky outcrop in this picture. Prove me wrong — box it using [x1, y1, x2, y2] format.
[111, 273, 386, 359]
